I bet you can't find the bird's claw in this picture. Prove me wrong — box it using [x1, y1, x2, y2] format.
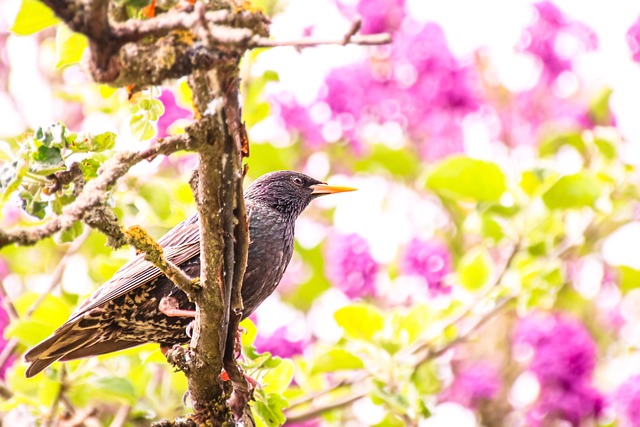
[186, 321, 195, 338]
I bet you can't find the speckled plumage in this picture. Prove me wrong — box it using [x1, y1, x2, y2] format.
[24, 171, 348, 378]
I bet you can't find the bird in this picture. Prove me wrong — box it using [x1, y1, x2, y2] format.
[24, 170, 355, 377]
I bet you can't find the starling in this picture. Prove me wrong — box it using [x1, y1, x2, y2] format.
[24, 171, 355, 377]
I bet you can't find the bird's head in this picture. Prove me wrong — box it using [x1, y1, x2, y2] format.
[245, 171, 356, 218]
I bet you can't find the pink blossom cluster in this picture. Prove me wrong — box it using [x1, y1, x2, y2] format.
[401, 238, 452, 295]
[324, 233, 378, 299]
[440, 361, 501, 409]
[271, 1, 620, 156]
[513, 313, 603, 425]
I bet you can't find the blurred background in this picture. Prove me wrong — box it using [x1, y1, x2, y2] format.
[2, 0, 640, 425]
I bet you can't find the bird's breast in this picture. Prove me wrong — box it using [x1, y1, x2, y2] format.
[241, 207, 295, 317]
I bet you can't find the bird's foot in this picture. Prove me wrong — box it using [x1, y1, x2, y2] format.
[159, 296, 196, 318]
[220, 368, 258, 389]
[185, 320, 195, 338]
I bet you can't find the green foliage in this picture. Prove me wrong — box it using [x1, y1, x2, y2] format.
[55, 23, 88, 68]
[130, 96, 165, 141]
[11, 0, 59, 35]
[542, 173, 601, 209]
[310, 348, 364, 374]
[0, 123, 116, 227]
[426, 156, 507, 202]
[458, 247, 493, 291]
[334, 304, 385, 342]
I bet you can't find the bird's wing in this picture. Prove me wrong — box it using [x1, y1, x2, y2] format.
[67, 214, 201, 322]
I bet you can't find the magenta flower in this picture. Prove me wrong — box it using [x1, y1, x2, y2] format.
[325, 233, 378, 299]
[627, 16, 640, 63]
[528, 381, 603, 427]
[0, 293, 13, 379]
[157, 89, 192, 139]
[514, 313, 596, 383]
[513, 313, 603, 425]
[520, 2, 597, 82]
[614, 375, 640, 427]
[274, 95, 325, 148]
[401, 239, 452, 295]
[273, 22, 481, 160]
[440, 362, 501, 408]
[355, 0, 406, 35]
[254, 326, 306, 359]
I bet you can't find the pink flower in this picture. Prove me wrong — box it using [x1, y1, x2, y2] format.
[627, 16, 640, 63]
[325, 234, 378, 299]
[513, 313, 603, 425]
[520, 2, 597, 82]
[273, 22, 481, 160]
[401, 239, 452, 295]
[254, 326, 306, 359]
[274, 95, 325, 148]
[157, 90, 192, 139]
[614, 375, 640, 427]
[440, 362, 501, 408]
[528, 381, 603, 427]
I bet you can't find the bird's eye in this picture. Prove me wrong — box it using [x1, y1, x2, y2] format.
[293, 177, 304, 186]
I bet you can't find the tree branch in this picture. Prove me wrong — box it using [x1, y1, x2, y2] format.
[0, 132, 198, 250]
[250, 32, 392, 48]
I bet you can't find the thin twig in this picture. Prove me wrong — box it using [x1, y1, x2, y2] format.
[285, 388, 367, 423]
[414, 296, 516, 365]
[409, 243, 519, 357]
[109, 405, 131, 427]
[250, 33, 392, 48]
[343, 19, 362, 45]
[43, 365, 67, 427]
[26, 228, 91, 318]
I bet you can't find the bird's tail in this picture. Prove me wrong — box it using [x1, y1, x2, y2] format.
[24, 321, 96, 377]
[24, 322, 139, 378]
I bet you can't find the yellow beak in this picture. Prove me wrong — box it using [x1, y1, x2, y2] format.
[310, 183, 357, 195]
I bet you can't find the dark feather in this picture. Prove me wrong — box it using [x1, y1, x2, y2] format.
[24, 171, 335, 378]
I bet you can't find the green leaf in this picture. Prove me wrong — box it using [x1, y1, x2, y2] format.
[139, 182, 171, 219]
[426, 156, 507, 202]
[84, 376, 136, 404]
[91, 131, 117, 151]
[130, 114, 156, 141]
[30, 146, 65, 175]
[542, 173, 601, 209]
[398, 305, 432, 343]
[240, 318, 258, 347]
[589, 87, 613, 125]
[13, 293, 72, 326]
[594, 136, 617, 160]
[458, 247, 493, 291]
[54, 221, 84, 244]
[310, 348, 364, 374]
[55, 23, 88, 68]
[262, 359, 294, 394]
[71, 131, 116, 152]
[253, 393, 288, 427]
[0, 161, 24, 200]
[11, 0, 59, 35]
[79, 158, 100, 179]
[619, 265, 640, 294]
[19, 190, 48, 219]
[5, 319, 52, 346]
[334, 304, 385, 342]
[539, 132, 586, 158]
[34, 123, 67, 149]
[412, 362, 441, 395]
[520, 169, 545, 196]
